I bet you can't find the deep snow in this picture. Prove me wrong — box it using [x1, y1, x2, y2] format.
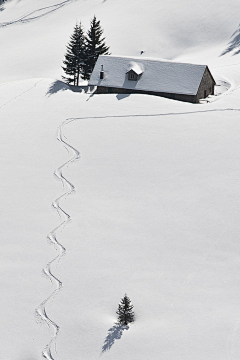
[1, 1, 240, 360]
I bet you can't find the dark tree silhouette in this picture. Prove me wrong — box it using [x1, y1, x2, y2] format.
[116, 294, 135, 325]
[221, 24, 240, 56]
[62, 22, 86, 86]
[83, 15, 110, 80]
[0, 0, 7, 6]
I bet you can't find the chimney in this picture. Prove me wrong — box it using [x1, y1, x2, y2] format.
[100, 65, 104, 79]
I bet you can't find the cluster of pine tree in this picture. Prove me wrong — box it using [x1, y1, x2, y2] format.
[62, 16, 110, 86]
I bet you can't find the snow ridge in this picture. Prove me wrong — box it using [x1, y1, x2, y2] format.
[35, 119, 80, 360]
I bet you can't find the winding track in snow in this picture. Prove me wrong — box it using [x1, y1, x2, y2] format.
[0, 0, 72, 27]
[35, 118, 80, 360]
[56, 108, 240, 123]
[35, 106, 240, 358]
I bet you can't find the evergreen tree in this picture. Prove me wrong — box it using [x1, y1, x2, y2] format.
[116, 294, 135, 325]
[62, 22, 86, 86]
[83, 16, 110, 80]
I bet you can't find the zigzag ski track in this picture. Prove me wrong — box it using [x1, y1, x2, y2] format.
[35, 118, 80, 360]
[34, 106, 240, 359]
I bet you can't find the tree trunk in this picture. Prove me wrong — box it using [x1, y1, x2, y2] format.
[76, 67, 80, 86]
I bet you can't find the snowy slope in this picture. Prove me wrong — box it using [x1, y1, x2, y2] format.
[1, 1, 240, 360]
[1, 0, 240, 83]
[58, 93, 240, 360]
[2, 77, 240, 360]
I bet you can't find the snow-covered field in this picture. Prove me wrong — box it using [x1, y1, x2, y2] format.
[1, 1, 240, 359]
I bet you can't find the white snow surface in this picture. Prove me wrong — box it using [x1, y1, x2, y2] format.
[89, 55, 207, 95]
[1, 1, 240, 360]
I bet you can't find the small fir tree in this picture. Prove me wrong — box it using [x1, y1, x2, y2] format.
[116, 294, 135, 325]
[62, 22, 86, 86]
[83, 16, 110, 80]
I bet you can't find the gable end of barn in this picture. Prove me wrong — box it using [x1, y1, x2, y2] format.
[196, 66, 216, 102]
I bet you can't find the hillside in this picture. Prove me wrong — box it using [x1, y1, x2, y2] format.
[1, 0, 240, 83]
[1, 1, 240, 360]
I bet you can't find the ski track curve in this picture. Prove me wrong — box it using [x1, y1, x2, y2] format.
[35, 118, 80, 360]
[35, 108, 240, 359]
[0, 0, 72, 27]
[57, 108, 240, 123]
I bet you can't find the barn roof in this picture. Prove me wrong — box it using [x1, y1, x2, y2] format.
[89, 55, 208, 95]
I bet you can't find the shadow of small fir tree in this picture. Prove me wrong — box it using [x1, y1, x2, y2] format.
[101, 323, 129, 353]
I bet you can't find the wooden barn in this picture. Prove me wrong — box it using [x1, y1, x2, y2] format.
[88, 55, 216, 103]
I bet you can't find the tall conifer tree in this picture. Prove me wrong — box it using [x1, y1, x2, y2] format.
[83, 16, 110, 80]
[116, 294, 135, 325]
[62, 22, 86, 86]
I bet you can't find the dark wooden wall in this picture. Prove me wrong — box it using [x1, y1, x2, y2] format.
[196, 67, 215, 101]
[96, 86, 197, 103]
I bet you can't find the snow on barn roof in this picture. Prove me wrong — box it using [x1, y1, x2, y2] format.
[89, 55, 207, 95]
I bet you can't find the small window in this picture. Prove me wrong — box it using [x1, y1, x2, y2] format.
[128, 71, 137, 81]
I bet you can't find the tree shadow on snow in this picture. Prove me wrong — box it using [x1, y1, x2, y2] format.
[46, 80, 94, 97]
[221, 23, 240, 56]
[46, 80, 69, 96]
[101, 323, 129, 354]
